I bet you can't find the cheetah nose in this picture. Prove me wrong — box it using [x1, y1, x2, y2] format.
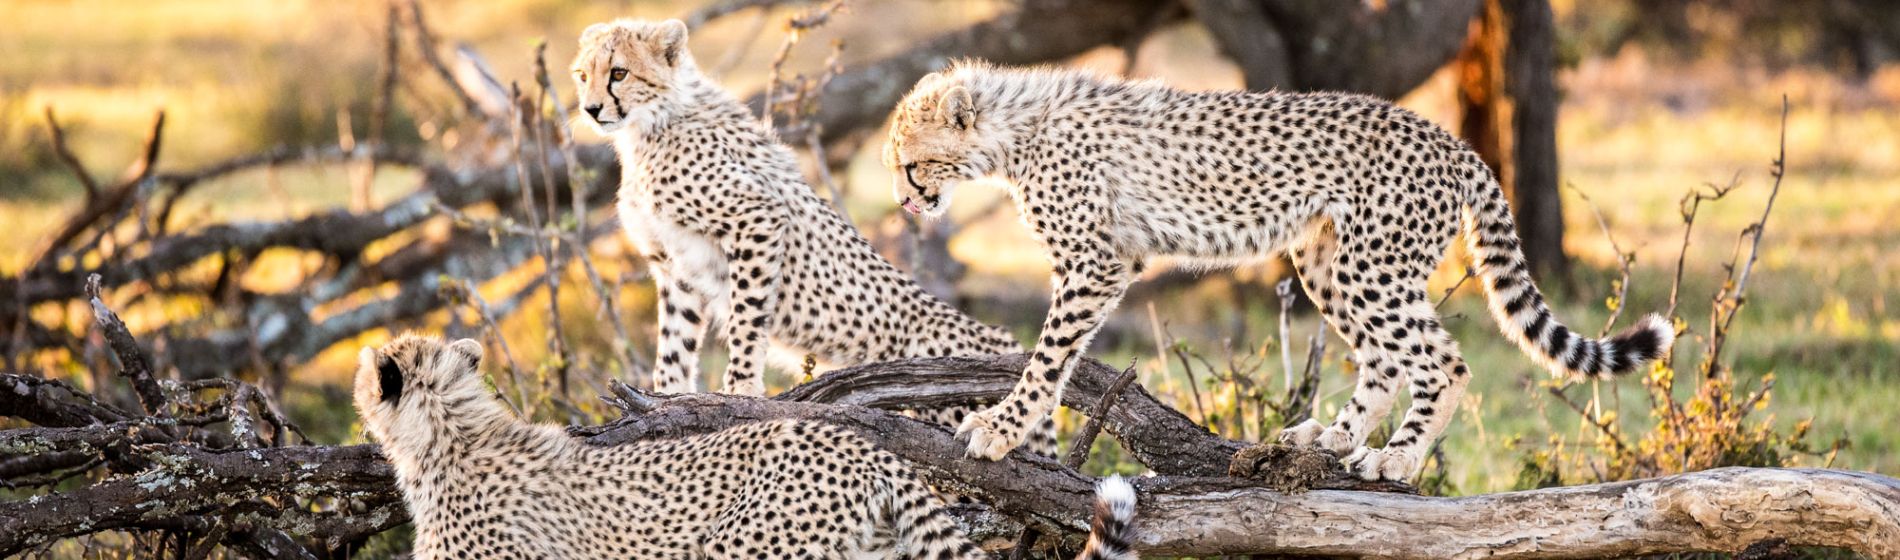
[584, 104, 605, 120]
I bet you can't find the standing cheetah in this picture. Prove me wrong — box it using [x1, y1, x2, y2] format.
[570, 19, 1057, 453]
[353, 334, 1139, 559]
[882, 63, 1674, 480]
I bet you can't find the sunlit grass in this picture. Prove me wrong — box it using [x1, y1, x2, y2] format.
[2, 0, 1895, 504]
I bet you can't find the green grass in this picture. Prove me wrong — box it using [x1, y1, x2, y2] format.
[4, 0, 1895, 507]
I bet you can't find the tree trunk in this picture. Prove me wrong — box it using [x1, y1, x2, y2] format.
[1460, 0, 1569, 285]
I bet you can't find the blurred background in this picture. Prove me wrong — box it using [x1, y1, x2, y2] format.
[2, 0, 1898, 541]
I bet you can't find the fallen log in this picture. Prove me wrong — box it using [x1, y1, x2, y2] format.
[5, 364, 1894, 557]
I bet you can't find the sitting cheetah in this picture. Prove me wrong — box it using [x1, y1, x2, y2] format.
[353, 334, 1139, 559]
[882, 63, 1674, 480]
[570, 19, 1056, 453]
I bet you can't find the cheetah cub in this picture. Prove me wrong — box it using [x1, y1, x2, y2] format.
[354, 334, 1139, 559]
[572, 18, 1055, 454]
[884, 63, 1674, 480]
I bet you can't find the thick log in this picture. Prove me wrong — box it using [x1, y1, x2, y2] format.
[6, 365, 1895, 557]
[779, 354, 1241, 477]
[1134, 467, 1899, 558]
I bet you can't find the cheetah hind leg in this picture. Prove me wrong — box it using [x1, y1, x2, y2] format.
[1274, 225, 1384, 458]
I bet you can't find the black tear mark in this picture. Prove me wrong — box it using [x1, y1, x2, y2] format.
[378, 356, 403, 404]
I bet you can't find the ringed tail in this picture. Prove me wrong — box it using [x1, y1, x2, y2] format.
[1077, 474, 1139, 560]
[1461, 170, 1674, 380]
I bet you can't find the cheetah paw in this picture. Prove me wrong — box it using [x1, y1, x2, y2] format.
[1345, 446, 1421, 481]
[1276, 419, 1356, 455]
[955, 405, 1025, 461]
[1276, 419, 1326, 447]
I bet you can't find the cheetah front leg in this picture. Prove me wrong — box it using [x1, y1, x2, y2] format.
[960, 250, 1133, 460]
[719, 209, 786, 397]
[651, 269, 710, 394]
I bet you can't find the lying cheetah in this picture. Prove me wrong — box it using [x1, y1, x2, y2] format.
[353, 334, 1139, 559]
[570, 19, 1057, 453]
[883, 63, 1674, 480]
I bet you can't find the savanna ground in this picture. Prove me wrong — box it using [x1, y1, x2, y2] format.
[2, 0, 1895, 507]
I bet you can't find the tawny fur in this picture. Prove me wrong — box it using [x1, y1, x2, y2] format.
[568, 19, 1058, 454]
[353, 334, 1137, 559]
[883, 63, 1674, 480]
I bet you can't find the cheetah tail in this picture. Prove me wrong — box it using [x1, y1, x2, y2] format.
[1076, 475, 1138, 560]
[1462, 175, 1675, 380]
[878, 461, 989, 560]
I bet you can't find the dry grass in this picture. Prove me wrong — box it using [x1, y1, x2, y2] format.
[2, 0, 1894, 499]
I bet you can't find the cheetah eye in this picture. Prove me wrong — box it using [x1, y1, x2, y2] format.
[609, 68, 628, 82]
[572, 70, 587, 82]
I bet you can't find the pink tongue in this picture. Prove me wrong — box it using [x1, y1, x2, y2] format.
[902, 200, 922, 214]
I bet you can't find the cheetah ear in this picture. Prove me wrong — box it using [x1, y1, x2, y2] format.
[448, 338, 485, 371]
[580, 22, 614, 46]
[370, 348, 404, 405]
[938, 86, 974, 130]
[649, 19, 688, 67]
[913, 73, 944, 91]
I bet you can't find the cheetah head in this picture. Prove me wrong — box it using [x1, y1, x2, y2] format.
[883, 69, 1003, 218]
[570, 19, 692, 135]
[352, 334, 497, 456]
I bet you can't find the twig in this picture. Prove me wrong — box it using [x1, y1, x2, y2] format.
[1283, 315, 1328, 428]
[85, 274, 165, 416]
[1275, 279, 1297, 394]
[442, 279, 528, 417]
[1008, 364, 1140, 559]
[1435, 267, 1476, 309]
[533, 39, 647, 382]
[42, 107, 99, 199]
[1707, 96, 1790, 368]
[759, 0, 846, 130]
[1663, 171, 1741, 321]
[682, 0, 816, 30]
[504, 81, 571, 398]
[1166, 327, 1210, 425]
[27, 111, 165, 276]
[1568, 183, 1632, 336]
[403, 0, 485, 118]
[1546, 384, 1631, 456]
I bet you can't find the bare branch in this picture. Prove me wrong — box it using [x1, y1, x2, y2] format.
[86, 274, 165, 416]
[41, 106, 99, 199]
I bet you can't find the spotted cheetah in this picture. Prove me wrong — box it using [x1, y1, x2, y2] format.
[569, 19, 1059, 454]
[882, 63, 1675, 480]
[353, 334, 1139, 559]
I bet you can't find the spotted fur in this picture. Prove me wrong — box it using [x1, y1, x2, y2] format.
[570, 19, 1059, 455]
[883, 63, 1675, 480]
[353, 334, 1137, 558]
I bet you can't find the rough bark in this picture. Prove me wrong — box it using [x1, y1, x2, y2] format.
[1131, 468, 1897, 558]
[1503, 0, 1567, 283]
[1460, 0, 1568, 284]
[7, 365, 1895, 557]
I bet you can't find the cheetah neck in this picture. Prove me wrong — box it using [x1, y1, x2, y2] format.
[609, 64, 742, 150]
[389, 419, 575, 525]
